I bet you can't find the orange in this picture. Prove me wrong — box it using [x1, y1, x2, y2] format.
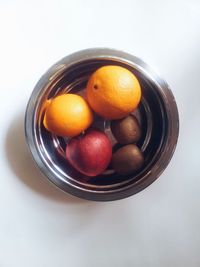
[43, 94, 93, 137]
[86, 65, 141, 119]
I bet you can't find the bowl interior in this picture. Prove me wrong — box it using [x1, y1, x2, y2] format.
[34, 58, 168, 192]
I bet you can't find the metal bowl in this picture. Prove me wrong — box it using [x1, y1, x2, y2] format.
[25, 48, 179, 201]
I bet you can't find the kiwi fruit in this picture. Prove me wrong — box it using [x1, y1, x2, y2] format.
[111, 115, 141, 145]
[112, 144, 144, 175]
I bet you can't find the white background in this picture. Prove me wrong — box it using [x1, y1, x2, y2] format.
[0, 0, 200, 266]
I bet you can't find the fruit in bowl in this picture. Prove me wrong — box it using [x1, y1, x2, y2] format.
[86, 65, 141, 119]
[111, 114, 141, 145]
[43, 65, 144, 178]
[66, 129, 112, 177]
[25, 49, 179, 201]
[44, 94, 93, 137]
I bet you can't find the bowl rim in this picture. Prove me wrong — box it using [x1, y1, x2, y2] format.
[25, 47, 179, 201]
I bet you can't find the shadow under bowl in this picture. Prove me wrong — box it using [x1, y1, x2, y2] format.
[25, 48, 179, 201]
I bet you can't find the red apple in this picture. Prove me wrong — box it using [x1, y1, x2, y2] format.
[66, 129, 112, 177]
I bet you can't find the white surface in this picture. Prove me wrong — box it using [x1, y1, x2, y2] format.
[0, 0, 200, 266]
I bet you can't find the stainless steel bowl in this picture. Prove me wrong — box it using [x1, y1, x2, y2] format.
[25, 48, 179, 201]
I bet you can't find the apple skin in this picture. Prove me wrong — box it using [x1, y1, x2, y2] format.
[66, 129, 112, 177]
